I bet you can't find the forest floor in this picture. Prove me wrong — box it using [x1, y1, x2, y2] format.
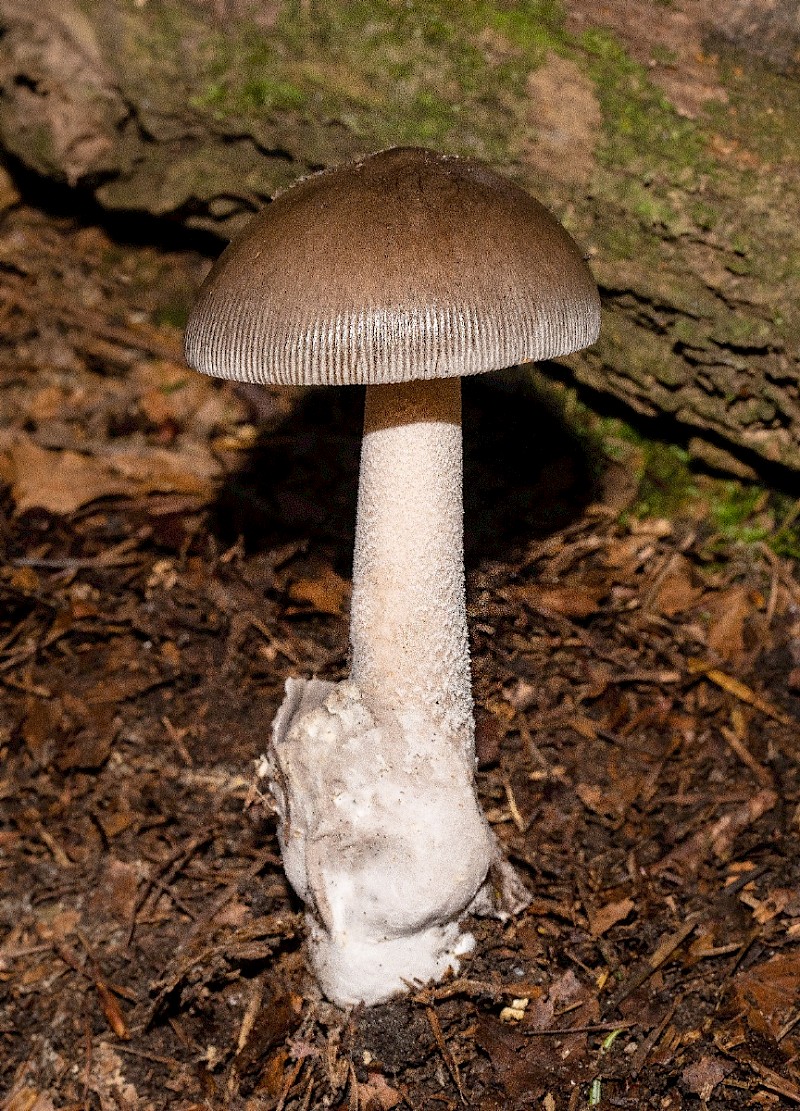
[1, 184, 800, 1111]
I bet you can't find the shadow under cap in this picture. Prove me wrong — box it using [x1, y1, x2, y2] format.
[185, 147, 600, 388]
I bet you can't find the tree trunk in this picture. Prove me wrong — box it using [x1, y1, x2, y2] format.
[1, 0, 798, 476]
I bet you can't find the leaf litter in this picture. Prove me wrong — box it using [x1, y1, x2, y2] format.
[0, 197, 799, 1110]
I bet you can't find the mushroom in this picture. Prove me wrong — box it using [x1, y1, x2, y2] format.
[184, 147, 600, 1006]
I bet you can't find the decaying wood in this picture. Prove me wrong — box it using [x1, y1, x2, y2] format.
[0, 0, 798, 475]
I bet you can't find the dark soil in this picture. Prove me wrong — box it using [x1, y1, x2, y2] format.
[1, 198, 800, 1111]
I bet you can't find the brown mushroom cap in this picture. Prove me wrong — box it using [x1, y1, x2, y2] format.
[185, 146, 600, 387]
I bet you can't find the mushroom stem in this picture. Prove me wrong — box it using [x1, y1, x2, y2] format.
[266, 375, 527, 1005]
[350, 377, 473, 757]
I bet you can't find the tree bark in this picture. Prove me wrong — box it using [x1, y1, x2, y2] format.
[1, 0, 797, 476]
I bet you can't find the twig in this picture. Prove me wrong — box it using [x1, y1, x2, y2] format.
[528, 1020, 636, 1037]
[628, 1002, 677, 1078]
[719, 725, 774, 788]
[275, 1057, 306, 1111]
[115, 1043, 178, 1066]
[11, 537, 143, 572]
[81, 1021, 92, 1111]
[504, 782, 526, 833]
[168, 845, 281, 959]
[742, 1059, 800, 1105]
[425, 1005, 466, 1105]
[128, 833, 210, 945]
[604, 914, 701, 1011]
[688, 658, 793, 726]
[54, 938, 130, 1040]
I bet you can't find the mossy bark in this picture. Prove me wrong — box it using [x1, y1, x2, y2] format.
[1, 0, 798, 476]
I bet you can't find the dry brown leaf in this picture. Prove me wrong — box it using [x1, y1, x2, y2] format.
[589, 897, 635, 938]
[8, 434, 219, 514]
[97, 806, 134, 840]
[653, 789, 778, 874]
[288, 568, 351, 616]
[85, 670, 164, 705]
[653, 556, 704, 616]
[688, 660, 792, 726]
[10, 436, 134, 514]
[34, 908, 81, 943]
[90, 859, 141, 922]
[705, 585, 754, 661]
[2, 1088, 56, 1111]
[682, 1056, 728, 1100]
[710, 789, 778, 860]
[357, 1074, 403, 1110]
[522, 582, 606, 619]
[734, 953, 800, 1040]
[603, 534, 648, 570]
[22, 698, 61, 767]
[103, 442, 219, 493]
[57, 732, 114, 771]
[567, 715, 599, 740]
[575, 783, 621, 819]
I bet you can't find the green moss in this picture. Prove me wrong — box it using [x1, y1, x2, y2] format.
[470, 0, 565, 54]
[613, 436, 799, 556]
[577, 27, 707, 182]
[713, 52, 800, 165]
[631, 441, 697, 519]
[152, 302, 190, 330]
[175, 1, 573, 161]
[772, 496, 800, 560]
[690, 202, 719, 231]
[522, 370, 799, 556]
[710, 483, 765, 535]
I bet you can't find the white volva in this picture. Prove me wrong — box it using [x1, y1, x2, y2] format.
[268, 380, 499, 1005]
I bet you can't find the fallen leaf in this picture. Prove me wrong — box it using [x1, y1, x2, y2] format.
[10, 437, 133, 514]
[85, 670, 165, 705]
[688, 660, 792, 726]
[288, 568, 350, 615]
[682, 1055, 728, 1100]
[734, 953, 800, 1040]
[653, 556, 704, 616]
[589, 897, 635, 938]
[357, 1074, 403, 1110]
[106, 442, 219, 492]
[704, 585, 753, 661]
[22, 698, 61, 767]
[2, 1088, 56, 1111]
[90, 859, 141, 922]
[567, 715, 599, 740]
[521, 582, 606, 619]
[654, 788, 778, 873]
[8, 433, 219, 515]
[34, 908, 81, 943]
[51, 694, 118, 770]
[575, 783, 620, 819]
